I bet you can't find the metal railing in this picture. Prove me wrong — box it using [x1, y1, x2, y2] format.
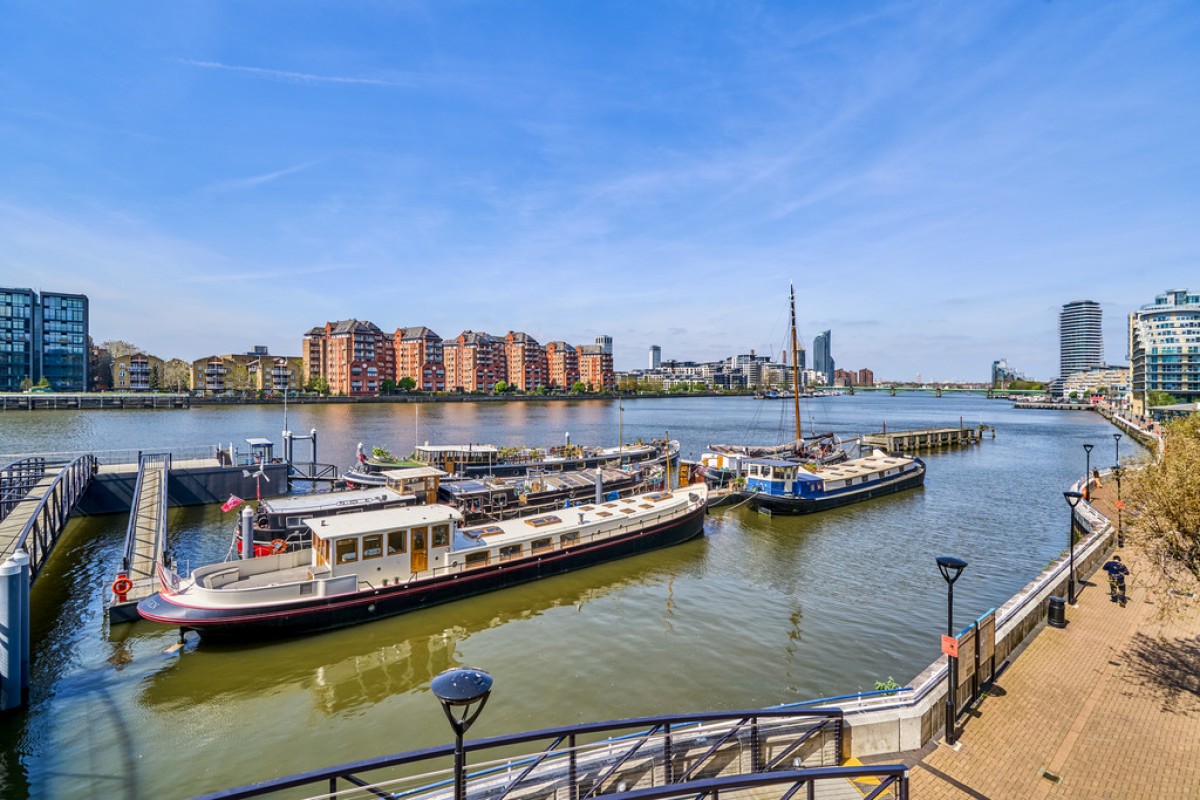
[0, 443, 217, 468]
[121, 453, 172, 580]
[12, 454, 95, 580]
[194, 707, 858, 800]
[1, 457, 47, 523]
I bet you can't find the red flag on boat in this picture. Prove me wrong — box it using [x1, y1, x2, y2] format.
[221, 494, 244, 512]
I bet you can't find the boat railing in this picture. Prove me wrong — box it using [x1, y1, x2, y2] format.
[194, 706, 872, 800]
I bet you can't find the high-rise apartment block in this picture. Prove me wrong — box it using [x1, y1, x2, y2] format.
[0, 287, 89, 392]
[649, 345, 661, 370]
[812, 330, 834, 385]
[1059, 300, 1104, 376]
[1129, 288, 1200, 415]
[595, 335, 613, 356]
[444, 331, 505, 393]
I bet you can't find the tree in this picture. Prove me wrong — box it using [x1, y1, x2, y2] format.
[1148, 390, 1180, 407]
[494, 380, 509, 394]
[19, 376, 32, 391]
[1124, 413, 1200, 613]
[1068, 391, 1079, 400]
[149, 364, 162, 391]
[397, 376, 416, 392]
[163, 359, 191, 392]
[101, 340, 143, 359]
[571, 381, 588, 394]
[381, 379, 397, 395]
[312, 376, 330, 396]
[36, 376, 51, 388]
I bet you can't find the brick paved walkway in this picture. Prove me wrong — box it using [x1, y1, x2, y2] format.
[905, 480, 1200, 798]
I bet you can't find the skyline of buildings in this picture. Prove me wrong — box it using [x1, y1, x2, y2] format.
[1129, 289, 1200, 415]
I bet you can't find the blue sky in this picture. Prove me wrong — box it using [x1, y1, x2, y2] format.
[2, 1, 1198, 380]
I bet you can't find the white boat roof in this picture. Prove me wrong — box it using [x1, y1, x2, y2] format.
[380, 466, 448, 480]
[262, 488, 408, 512]
[415, 444, 500, 454]
[817, 453, 914, 480]
[307, 505, 464, 540]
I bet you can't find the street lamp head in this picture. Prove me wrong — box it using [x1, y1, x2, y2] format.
[1064, 490, 1084, 508]
[432, 667, 493, 708]
[1082, 443, 1093, 454]
[1113, 433, 1122, 442]
[936, 555, 968, 586]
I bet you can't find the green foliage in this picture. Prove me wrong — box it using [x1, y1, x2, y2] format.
[371, 446, 394, 461]
[397, 376, 416, 392]
[494, 380, 509, 394]
[381, 379, 397, 394]
[571, 381, 588, 394]
[19, 376, 33, 391]
[36, 376, 50, 388]
[1068, 391, 1079, 399]
[1148, 390, 1180, 407]
[1006, 379, 1045, 391]
[874, 677, 901, 693]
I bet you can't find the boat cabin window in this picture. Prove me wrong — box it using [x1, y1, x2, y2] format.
[465, 551, 489, 568]
[286, 516, 303, 529]
[363, 534, 384, 560]
[316, 538, 330, 566]
[560, 532, 579, 546]
[388, 530, 407, 554]
[412, 526, 428, 551]
[335, 538, 359, 565]
[432, 524, 450, 548]
[531, 537, 552, 554]
[499, 544, 522, 562]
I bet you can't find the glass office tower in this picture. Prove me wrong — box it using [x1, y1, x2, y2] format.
[0, 288, 89, 391]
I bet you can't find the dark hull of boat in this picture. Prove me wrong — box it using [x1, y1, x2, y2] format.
[744, 464, 925, 515]
[138, 502, 707, 642]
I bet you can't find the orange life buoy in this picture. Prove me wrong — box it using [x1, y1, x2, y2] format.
[111, 575, 133, 600]
[271, 538, 287, 553]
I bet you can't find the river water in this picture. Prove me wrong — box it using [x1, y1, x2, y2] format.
[0, 395, 1128, 799]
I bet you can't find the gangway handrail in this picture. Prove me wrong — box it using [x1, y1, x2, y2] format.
[1, 456, 47, 522]
[194, 707, 846, 800]
[11, 454, 95, 580]
[120, 453, 172, 578]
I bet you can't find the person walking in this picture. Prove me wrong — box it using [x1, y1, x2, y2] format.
[1102, 555, 1130, 606]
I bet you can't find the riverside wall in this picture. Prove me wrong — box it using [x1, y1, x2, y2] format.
[834, 473, 1117, 759]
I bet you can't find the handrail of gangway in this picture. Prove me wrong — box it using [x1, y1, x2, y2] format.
[11, 454, 96, 580]
[120, 453, 172, 577]
[1, 456, 48, 522]
[193, 706, 847, 800]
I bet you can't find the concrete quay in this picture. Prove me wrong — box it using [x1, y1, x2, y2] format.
[884, 479, 1200, 798]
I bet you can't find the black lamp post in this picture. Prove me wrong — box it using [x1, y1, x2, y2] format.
[1113, 432, 1122, 468]
[432, 667, 494, 800]
[936, 555, 968, 746]
[1063, 491, 1084, 604]
[1082, 443, 1093, 500]
[1113, 465, 1124, 548]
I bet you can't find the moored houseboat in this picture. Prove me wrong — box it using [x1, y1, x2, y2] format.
[741, 451, 925, 515]
[138, 485, 709, 641]
[437, 466, 646, 521]
[412, 439, 678, 478]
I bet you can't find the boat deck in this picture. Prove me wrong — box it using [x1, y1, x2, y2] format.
[227, 563, 316, 590]
[812, 454, 913, 480]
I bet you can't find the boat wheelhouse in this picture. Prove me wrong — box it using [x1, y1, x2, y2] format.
[742, 451, 925, 515]
[138, 485, 709, 641]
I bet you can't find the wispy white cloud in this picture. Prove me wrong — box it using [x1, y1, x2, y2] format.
[178, 59, 412, 88]
[202, 161, 319, 194]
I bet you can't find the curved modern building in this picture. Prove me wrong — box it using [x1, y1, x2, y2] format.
[1060, 300, 1103, 376]
[1129, 288, 1200, 415]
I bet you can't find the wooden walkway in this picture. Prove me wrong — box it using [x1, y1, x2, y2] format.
[862, 425, 991, 451]
[0, 473, 59, 562]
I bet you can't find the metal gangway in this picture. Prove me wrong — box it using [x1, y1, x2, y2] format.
[109, 453, 172, 623]
[0, 454, 96, 711]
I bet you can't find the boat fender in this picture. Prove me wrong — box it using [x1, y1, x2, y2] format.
[271, 538, 287, 554]
[111, 574, 133, 602]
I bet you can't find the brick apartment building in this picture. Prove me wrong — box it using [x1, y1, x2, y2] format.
[504, 331, 547, 392]
[544, 341, 580, 390]
[394, 326, 446, 392]
[578, 344, 616, 392]
[303, 320, 394, 396]
[444, 330, 505, 393]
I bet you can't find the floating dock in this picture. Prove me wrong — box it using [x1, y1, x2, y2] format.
[862, 425, 993, 451]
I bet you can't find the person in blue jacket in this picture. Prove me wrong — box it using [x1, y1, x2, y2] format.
[1102, 555, 1131, 606]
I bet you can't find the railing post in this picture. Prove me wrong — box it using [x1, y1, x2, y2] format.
[663, 723, 673, 783]
[835, 714, 844, 765]
[749, 719, 760, 773]
[569, 734, 578, 800]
